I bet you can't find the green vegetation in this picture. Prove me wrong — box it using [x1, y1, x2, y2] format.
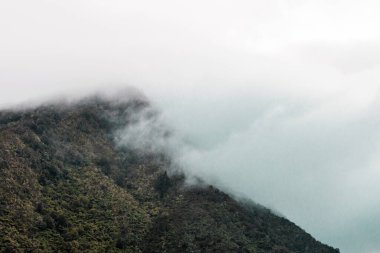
[0, 98, 339, 252]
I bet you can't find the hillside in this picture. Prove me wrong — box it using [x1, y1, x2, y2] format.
[0, 96, 339, 253]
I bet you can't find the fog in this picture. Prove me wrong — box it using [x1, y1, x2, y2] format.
[2, 1, 380, 252]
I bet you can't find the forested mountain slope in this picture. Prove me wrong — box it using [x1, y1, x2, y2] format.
[0, 96, 339, 253]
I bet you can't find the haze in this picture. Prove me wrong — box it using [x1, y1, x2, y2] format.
[1, 1, 380, 252]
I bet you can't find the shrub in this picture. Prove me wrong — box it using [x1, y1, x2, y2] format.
[154, 171, 172, 198]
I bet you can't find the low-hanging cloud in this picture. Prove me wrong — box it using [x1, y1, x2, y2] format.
[114, 81, 380, 253]
[2, 1, 380, 252]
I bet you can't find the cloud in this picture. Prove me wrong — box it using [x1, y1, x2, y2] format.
[2, 1, 380, 252]
[115, 79, 380, 253]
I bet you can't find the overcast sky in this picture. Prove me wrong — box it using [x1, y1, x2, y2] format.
[1, 1, 380, 252]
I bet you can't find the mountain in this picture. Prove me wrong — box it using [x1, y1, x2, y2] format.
[0, 95, 339, 253]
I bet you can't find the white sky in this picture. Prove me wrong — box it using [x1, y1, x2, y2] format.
[1, 1, 380, 252]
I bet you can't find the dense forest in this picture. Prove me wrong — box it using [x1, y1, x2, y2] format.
[0, 96, 339, 253]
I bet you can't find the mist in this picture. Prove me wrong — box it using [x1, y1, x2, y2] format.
[2, 1, 380, 252]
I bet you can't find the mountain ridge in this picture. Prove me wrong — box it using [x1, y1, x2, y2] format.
[0, 95, 339, 253]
